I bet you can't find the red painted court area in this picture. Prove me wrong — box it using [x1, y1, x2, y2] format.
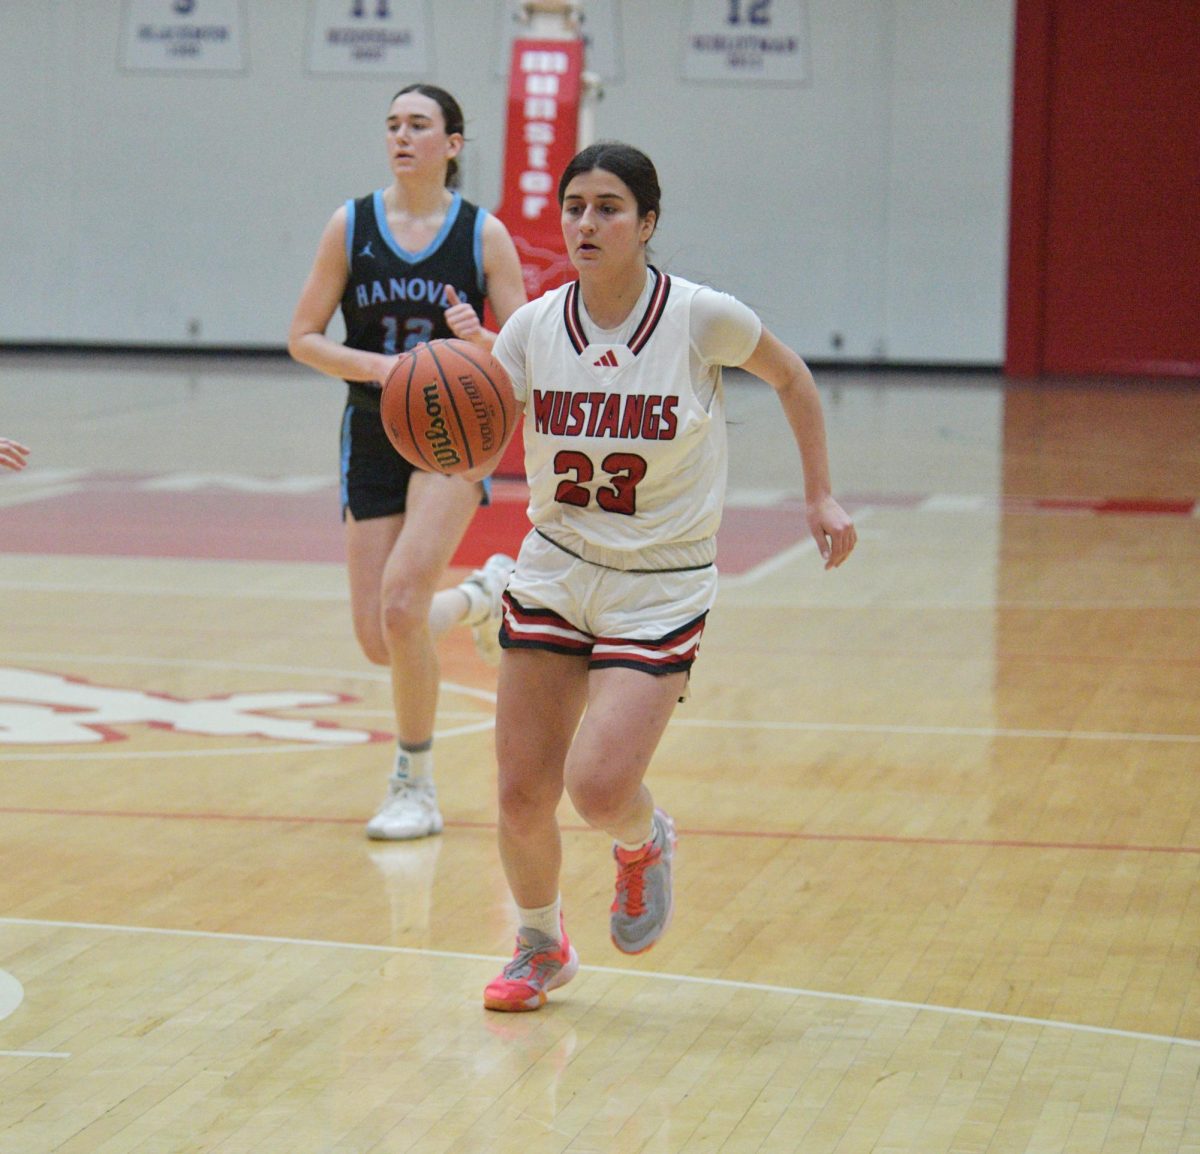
[1, 477, 500, 566]
[0, 474, 820, 574]
[4, 473, 1194, 571]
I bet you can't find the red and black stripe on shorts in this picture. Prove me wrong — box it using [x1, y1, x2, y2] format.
[498, 592, 706, 675]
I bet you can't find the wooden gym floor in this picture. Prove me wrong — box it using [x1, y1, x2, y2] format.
[1, 351, 1197, 1153]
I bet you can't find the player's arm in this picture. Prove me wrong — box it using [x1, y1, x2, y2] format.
[287, 207, 394, 384]
[738, 329, 857, 570]
[444, 215, 528, 349]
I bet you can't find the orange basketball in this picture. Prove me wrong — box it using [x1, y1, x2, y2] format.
[380, 338, 516, 475]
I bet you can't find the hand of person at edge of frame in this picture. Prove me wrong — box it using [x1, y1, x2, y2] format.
[443, 286, 484, 344]
[808, 495, 857, 570]
[0, 438, 30, 472]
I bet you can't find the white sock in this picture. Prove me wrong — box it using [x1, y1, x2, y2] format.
[458, 577, 491, 626]
[517, 897, 562, 942]
[393, 743, 433, 784]
[615, 822, 655, 854]
[429, 587, 470, 636]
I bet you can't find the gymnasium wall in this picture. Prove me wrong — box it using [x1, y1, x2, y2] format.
[0, 1, 1014, 364]
[1006, 0, 1200, 379]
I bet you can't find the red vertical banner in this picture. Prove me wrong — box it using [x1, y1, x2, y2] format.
[495, 37, 584, 299]
[491, 37, 584, 475]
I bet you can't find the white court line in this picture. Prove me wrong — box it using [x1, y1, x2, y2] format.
[719, 539, 818, 588]
[2, 653, 500, 705]
[720, 507, 874, 589]
[0, 744, 373, 763]
[4, 652, 390, 684]
[0, 468, 90, 485]
[0, 657, 498, 759]
[0, 579, 350, 602]
[717, 596, 1200, 609]
[4, 653, 1193, 752]
[337, 708, 485, 720]
[4, 717, 1192, 762]
[2, 916, 1195, 1052]
[0, 483, 84, 509]
[0, 964, 69, 1058]
[3, 579, 1196, 610]
[0, 723, 495, 763]
[674, 717, 1200, 745]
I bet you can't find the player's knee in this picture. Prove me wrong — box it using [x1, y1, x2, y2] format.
[568, 774, 635, 831]
[380, 592, 426, 646]
[361, 643, 389, 667]
[353, 622, 389, 666]
[497, 772, 560, 830]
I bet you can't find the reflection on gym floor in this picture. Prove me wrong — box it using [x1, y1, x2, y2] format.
[2, 353, 1198, 1153]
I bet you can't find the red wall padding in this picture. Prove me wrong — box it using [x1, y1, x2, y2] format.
[1007, 0, 1200, 378]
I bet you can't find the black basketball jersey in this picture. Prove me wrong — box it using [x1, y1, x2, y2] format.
[340, 189, 487, 411]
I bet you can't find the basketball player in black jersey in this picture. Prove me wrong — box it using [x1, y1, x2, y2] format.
[288, 84, 527, 840]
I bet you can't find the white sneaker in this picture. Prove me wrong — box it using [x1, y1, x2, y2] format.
[365, 777, 444, 840]
[459, 553, 516, 667]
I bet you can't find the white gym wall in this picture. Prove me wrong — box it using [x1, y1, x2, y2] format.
[0, 1, 1013, 363]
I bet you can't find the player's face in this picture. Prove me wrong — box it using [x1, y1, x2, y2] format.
[561, 169, 656, 273]
[385, 93, 461, 180]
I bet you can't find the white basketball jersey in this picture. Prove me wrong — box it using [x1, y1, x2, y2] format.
[500, 270, 733, 568]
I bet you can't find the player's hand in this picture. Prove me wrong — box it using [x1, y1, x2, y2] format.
[461, 462, 496, 485]
[443, 285, 484, 343]
[0, 438, 29, 472]
[807, 495, 856, 570]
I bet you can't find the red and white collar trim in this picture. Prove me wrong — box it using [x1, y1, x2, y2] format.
[562, 267, 672, 356]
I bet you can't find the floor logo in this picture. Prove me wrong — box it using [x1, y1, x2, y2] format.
[0, 667, 386, 746]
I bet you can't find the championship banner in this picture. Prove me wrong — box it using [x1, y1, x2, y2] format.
[492, 36, 585, 474]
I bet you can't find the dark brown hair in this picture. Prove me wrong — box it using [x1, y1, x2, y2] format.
[557, 141, 661, 227]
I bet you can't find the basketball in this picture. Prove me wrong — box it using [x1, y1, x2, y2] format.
[380, 338, 516, 475]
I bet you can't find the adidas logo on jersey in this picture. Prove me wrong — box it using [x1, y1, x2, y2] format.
[592, 349, 619, 368]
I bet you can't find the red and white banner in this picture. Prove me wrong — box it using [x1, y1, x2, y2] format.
[494, 37, 585, 302]
[492, 36, 585, 474]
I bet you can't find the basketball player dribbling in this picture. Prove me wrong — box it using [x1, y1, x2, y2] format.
[482, 142, 857, 1011]
[287, 85, 528, 841]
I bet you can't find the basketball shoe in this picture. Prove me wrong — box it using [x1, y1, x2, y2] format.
[365, 776, 443, 841]
[484, 919, 579, 1012]
[459, 553, 516, 667]
[610, 808, 676, 954]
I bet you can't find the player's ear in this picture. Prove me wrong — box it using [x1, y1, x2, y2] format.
[446, 133, 464, 161]
[639, 210, 657, 244]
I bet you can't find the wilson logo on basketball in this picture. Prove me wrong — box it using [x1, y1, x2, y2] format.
[420, 383, 463, 470]
[381, 338, 516, 476]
